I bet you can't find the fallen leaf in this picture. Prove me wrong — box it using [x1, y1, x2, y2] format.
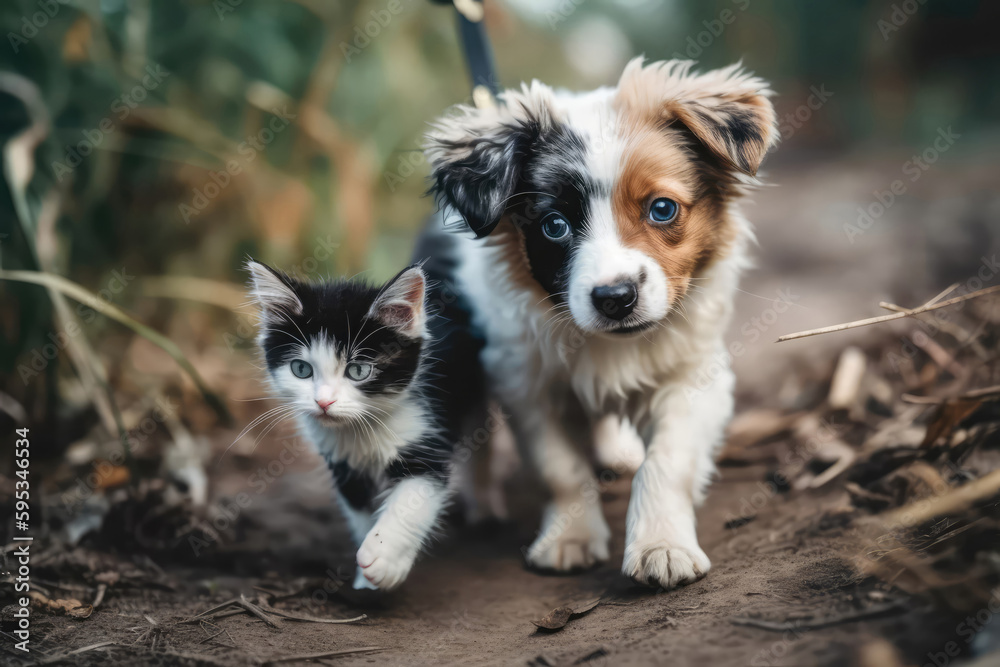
[531, 606, 572, 631]
[920, 399, 982, 448]
[531, 598, 600, 632]
[94, 571, 121, 586]
[95, 463, 130, 489]
[30, 591, 93, 619]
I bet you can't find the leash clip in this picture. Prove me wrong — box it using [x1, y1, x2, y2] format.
[453, 0, 484, 22]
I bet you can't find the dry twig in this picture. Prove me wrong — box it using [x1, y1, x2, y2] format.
[262, 647, 384, 665]
[731, 600, 906, 632]
[776, 285, 1000, 342]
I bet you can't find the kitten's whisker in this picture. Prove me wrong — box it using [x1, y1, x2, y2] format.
[359, 409, 402, 446]
[231, 396, 296, 402]
[251, 409, 301, 453]
[261, 326, 307, 349]
[218, 406, 298, 466]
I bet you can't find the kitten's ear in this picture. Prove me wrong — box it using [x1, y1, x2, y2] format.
[368, 265, 427, 338]
[246, 260, 303, 320]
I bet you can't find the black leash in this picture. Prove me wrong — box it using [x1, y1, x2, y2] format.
[430, 0, 499, 107]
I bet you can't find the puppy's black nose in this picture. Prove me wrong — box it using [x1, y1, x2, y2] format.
[591, 283, 638, 321]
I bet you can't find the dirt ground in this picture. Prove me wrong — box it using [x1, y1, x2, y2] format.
[4, 148, 999, 666]
[14, 460, 953, 667]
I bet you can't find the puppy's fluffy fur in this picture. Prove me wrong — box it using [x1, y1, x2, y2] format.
[424, 58, 777, 589]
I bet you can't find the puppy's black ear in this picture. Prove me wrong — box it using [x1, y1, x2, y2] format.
[617, 59, 778, 178]
[425, 84, 556, 237]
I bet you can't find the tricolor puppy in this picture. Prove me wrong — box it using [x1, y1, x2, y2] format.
[424, 59, 777, 589]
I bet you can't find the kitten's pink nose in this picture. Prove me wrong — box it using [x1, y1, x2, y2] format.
[316, 398, 337, 410]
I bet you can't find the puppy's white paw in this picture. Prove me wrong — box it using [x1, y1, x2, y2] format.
[352, 566, 378, 590]
[526, 501, 610, 571]
[356, 531, 417, 591]
[622, 542, 710, 590]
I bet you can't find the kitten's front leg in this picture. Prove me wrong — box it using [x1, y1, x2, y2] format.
[622, 362, 734, 590]
[334, 498, 378, 590]
[356, 475, 449, 591]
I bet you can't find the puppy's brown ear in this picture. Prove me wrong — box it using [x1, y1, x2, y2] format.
[617, 58, 778, 177]
[424, 83, 558, 237]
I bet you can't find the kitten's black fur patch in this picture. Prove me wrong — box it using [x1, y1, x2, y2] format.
[258, 274, 422, 396]
[327, 459, 376, 510]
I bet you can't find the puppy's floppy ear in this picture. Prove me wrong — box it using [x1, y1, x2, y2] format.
[367, 265, 427, 338]
[617, 58, 778, 177]
[424, 83, 557, 237]
[246, 260, 303, 320]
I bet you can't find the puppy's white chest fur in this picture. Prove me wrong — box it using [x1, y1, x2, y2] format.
[456, 223, 745, 421]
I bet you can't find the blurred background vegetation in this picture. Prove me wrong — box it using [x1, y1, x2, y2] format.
[0, 0, 997, 460]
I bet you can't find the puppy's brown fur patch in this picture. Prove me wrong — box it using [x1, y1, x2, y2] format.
[611, 127, 724, 307]
[611, 60, 776, 306]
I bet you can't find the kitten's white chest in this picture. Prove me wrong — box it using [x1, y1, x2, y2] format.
[300, 397, 435, 474]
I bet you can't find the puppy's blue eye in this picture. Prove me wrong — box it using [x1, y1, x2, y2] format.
[290, 359, 313, 378]
[649, 198, 679, 224]
[541, 214, 570, 241]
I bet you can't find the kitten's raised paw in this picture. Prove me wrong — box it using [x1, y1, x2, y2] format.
[622, 543, 710, 590]
[356, 533, 417, 591]
[525, 501, 610, 571]
[352, 566, 378, 591]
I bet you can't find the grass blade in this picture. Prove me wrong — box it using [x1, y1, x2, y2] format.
[0, 269, 231, 424]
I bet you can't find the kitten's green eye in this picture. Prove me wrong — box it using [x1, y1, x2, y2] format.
[290, 359, 313, 378]
[346, 362, 373, 382]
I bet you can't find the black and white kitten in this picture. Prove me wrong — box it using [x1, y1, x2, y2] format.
[246, 253, 485, 591]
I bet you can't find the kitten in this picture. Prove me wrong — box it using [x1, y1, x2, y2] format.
[246, 253, 485, 591]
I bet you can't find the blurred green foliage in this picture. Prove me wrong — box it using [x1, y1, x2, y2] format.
[0, 0, 997, 428]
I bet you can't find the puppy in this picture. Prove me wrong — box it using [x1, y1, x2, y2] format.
[423, 58, 777, 589]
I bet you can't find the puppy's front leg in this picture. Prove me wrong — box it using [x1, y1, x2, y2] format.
[519, 407, 611, 571]
[623, 363, 734, 590]
[355, 476, 449, 591]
